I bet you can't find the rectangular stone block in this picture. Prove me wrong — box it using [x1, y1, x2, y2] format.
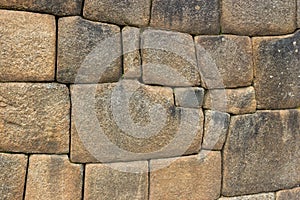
[0, 83, 70, 153]
[150, 0, 220, 35]
[0, 0, 83, 16]
[85, 161, 148, 200]
[83, 0, 151, 27]
[0, 10, 55, 81]
[276, 187, 300, 200]
[174, 87, 204, 108]
[253, 31, 300, 109]
[204, 87, 256, 115]
[57, 16, 121, 83]
[122, 26, 141, 79]
[219, 193, 275, 200]
[25, 155, 83, 200]
[71, 80, 203, 163]
[223, 110, 300, 196]
[150, 151, 221, 200]
[0, 153, 27, 200]
[195, 35, 253, 89]
[142, 29, 200, 86]
[222, 0, 296, 36]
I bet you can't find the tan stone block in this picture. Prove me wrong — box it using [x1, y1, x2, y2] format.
[142, 29, 200, 86]
[195, 35, 253, 89]
[222, 0, 296, 36]
[0, 10, 55, 81]
[223, 110, 300, 196]
[0, 83, 70, 153]
[151, 0, 220, 35]
[277, 187, 300, 200]
[85, 161, 148, 200]
[57, 16, 121, 83]
[0, 0, 82, 16]
[25, 155, 83, 200]
[298, 0, 300, 28]
[150, 151, 221, 200]
[83, 0, 151, 27]
[219, 193, 275, 200]
[253, 31, 300, 109]
[204, 87, 256, 114]
[0, 153, 27, 200]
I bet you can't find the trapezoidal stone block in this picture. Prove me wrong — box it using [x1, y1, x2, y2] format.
[222, 0, 296, 36]
[57, 16, 121, 83]
[150, 0, 220, 35]
[195, 35, 253, 89]
[25, 155, 83, 200]
[0, 0, 83, 16]
[253, 31, 300, 109]
[276, 187, 300, 200]
[223, 110, 300, 196]
[0, 83, 70, 154]
[0, 153, 27, 200]
[0, 10, 55, 81]
[150, 151, 221, 200]
[85, 161, 148, 200]
[141, 29, 200, 87]
[219, 193, 275, 200]
[71, 80, 203, 163]
[83, 0, 151, 27]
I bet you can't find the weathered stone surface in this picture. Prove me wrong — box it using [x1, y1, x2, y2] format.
[25, 155, 83, 200]
[83, 0, 151, 27]
[253, 31, 300, 109]
[85, 161, 148, 200]
[0, 10, 55, 81]
[222, 0, 296, 36]
[71, 80, 203, 163]
[202, 110, 230, 150]
[0, 0, 82, 16]
[298, 0, 300, 28]
[277, 187, 300, 200]
[0, 83, 70, 153]
[219, 193, 275, 200]
[57, 16, 121, 83]
[223, 110, 300, 196]
[195, 35, 253, 89]
[150, 151, 221, 200]
[204, 87, 256, 115]
[151, 0, 220, 35]
[123, 26, 141, 79]
[174, 87, 204, 108]
[142, 29, 200, 86]
[0, 153, 27, 200]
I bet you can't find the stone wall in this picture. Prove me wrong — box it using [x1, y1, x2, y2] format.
[0, 1, 299, 200]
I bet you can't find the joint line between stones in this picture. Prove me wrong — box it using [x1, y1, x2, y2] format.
[22, 154, 30, 200]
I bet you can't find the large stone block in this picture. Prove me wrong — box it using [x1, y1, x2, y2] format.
[0, 153, 27, 200]
[150, 151, 221, 200]
[150, 0, 220, 35]
[253, 31, 300, 109]
[0, 0, 82, 16]
[0, 83, 70, 153]
[142, 29, 200, 86]
[219, 193, 275, 200]
[0, 10, 55, 81]
[195, 35, 253, 89]
[85, 161, 148, 200]
[204, 87, 256, 115]
[223, 110, 300, 196]
[174, 87, 204, 108]
[222, 0, 296, 36]
[71, 80, 203, 163]
[83, 0, 151, 27]
[25, 155, 83, 200]
[276, 187, 300, 200]
[57, 16, 121, 83]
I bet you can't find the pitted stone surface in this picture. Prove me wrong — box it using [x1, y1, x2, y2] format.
[253, 31, 300, 109]
[0, 83, 70, 153]
[222, 0, 296, 36]
[83, 0, 151, 27]
[151, 0, 220, 35]
[223, 110, 300, 196]
[276, 187, 300, 200]
[57, 16, 121, 83]
[0, 10, 55, 81]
